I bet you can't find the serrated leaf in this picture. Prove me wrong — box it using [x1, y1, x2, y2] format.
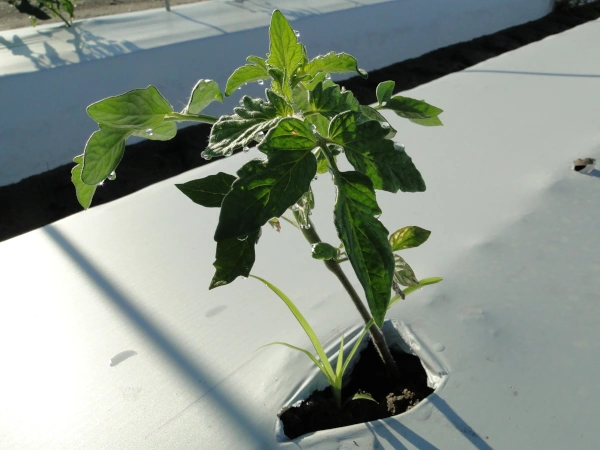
[409, 116, 444, 127]
[302, 52, 367, 79]
[316, 153, 329, 174]
[376, 80, 395, 106]
[358, 105, 396, 139]
[311, 242, 339, 261]
[330, 112, 425, 193]
[203, 96, 280, 158]
[267, 10, 305, 86]
[351, 392, 378, 403]
[81, 128, 129, 185]
[183, 79, 223, 114]
[306, 113, 329, 137]
[333, 171, 394, 327]
[87, 86, 173, 129]
[258, 117, 316, 156]
[383, 95, 443, 120]
[132, 121, 177, 141]
[303, 71, 327, 91]
[214, 150, 317, 241]
[209, 229, 260, 289]
[247, 55, 268, 70]
[175, 172, 236, 208]
[393, 254, 419, 287]
[389, 226, 431, 251]
[307, 81, 359, 119]
[72, 155, 97, 209]
[295, 188, 314, 228]
[225, 64, 270, 97]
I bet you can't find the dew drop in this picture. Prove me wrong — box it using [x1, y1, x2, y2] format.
[107, 171, 116, 181]
[313, 175, 318, 181]
[258, 79, 264, 85]
[305, 223, 311, 229]
[240, 276, 247, 280]
[325, 73, 331, 80]
[291, 204, 300, 211]
[225, 149, 233, 157]
[145, 128, 154, 136]
[381, 122, 390, 129]
[97, 181, 104, 187]
[201, 152, 212, 161]
[311, 124, 317, 132]
[237, 87, 242, 91]
[257, 131, 265, 141]
[243, 146, 250, 153]
[237, 235, 249, 241]
[294, 30, 300, 38]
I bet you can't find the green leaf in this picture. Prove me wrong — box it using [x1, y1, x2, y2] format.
[225, 64, 270, 97]
[247, 55, 268, 71]
[294, 188, 314, 229]
[351, 392, 378, 403]
[267, 10, 305, 85]
[409, 116, 444, 127]
[382, 95, 443, 120]
[316, 153, 329, 174]
[251, 275, 335, 382]
[333, 171, 394, 327]
[330, 112, 425, 193]
[393, 254, 419, 287]
[376, 80, 395, 106]
[388, 277, 443, 309]
[203, 96, 280, 158]
[340, 319, 374, 375]
[81, 128, 129, 185]
[175, 172, 236, 208]
[302, 52, 368, 79]
[358, 105, 396, 139]
[311, 242, 339, 261]
[266, 89, 294, 117]
[307, 81, 359, 119]
[389, 226, 431, 251]
[131, 121, 177, 141]
[257, 117, 316, 156]
[71, 155, 97, 209]
[258, 341, 329, 381]
[183, 79, 223, 114]
[214, 149, 317, 241]
[86, 86, 173, 129]
[209, 229, 260, 289]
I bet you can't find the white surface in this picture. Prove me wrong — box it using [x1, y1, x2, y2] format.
[0, 0, 551, 186]
[3, 16, 600, 450]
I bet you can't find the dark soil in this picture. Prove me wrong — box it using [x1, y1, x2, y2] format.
[2, 1, 600, 243]
[279, 340, 433, 440]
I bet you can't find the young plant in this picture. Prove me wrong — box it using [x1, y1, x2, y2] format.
[72, 10, 443, 380]
[8, 0, 75, 27]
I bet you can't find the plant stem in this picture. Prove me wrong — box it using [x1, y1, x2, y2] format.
[292, 211, 401, 380]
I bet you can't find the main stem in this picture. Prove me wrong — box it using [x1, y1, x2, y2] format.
[292, 211, 401, 380]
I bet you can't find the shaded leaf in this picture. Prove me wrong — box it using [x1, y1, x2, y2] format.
[330, 112, 425, 193]
[132, 121, 177, 141]
[266, 89, 294, 117]
[307, 81, 359, 118]
[389, 226, 431, 251]
[333, 171, 394, 327]
[351, 392, 378, 403]
[358, 105, 396, 139]
[214, 150, 317, 241]
[71, 155, 97, 209]
[311, 242, 339, 261]
[183, 79, 223, 114]
[383, 95, 443, 120]
[376, 80, 395, 106]
[175, 172, 236, 208]
[87, 86, 172, 129]
[81, 127, 129, 185]
[209, 229, 260, 289]
[258, 117, 316, 156]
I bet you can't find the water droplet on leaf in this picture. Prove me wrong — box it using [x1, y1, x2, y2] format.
[107, 171, 116, 181]
[313, 175, 318, 181]
[257, 131, 265, 141]
[225, 149, 233, 157]
[291, 204, 299, 211]
[294, 30, 300, 38]
[381, 122, 390, 129]
[201, 152, 212, 161]
[311, 124, 317, 132]
[145, 128, 153, 136]
[258, 80, 264, 85]
[325, 73, 331, 80]
[243, 146, 250, 153]
[237, 87, 242, 91]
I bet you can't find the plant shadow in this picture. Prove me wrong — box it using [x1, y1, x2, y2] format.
[42, 225, 271, 447]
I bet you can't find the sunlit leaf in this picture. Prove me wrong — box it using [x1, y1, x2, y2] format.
[183, 79, 223, 114]
[132, 121, 177, 141]
[258, 117, 316, 156]
[71, 155, 97, 209]
[388, 277, 443, 309]
[389, 226, 431, 251]
[302, 52, 367, 79]
[393, 254, 419, 287]
[382, 95, 443, 120]
[225, 64, 270, 97]
[267, 10, 305, 87]
[81, 127, 129, 185]
[376, 80, 394, 106]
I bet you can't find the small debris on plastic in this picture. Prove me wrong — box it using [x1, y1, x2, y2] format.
[572, 158, 596, 174]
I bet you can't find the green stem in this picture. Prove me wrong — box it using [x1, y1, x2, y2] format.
[292, 209, 401, 381]
[164, 112, 218, 124]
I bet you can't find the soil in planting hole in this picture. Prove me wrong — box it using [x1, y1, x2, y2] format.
[279, 340, 433, 440]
